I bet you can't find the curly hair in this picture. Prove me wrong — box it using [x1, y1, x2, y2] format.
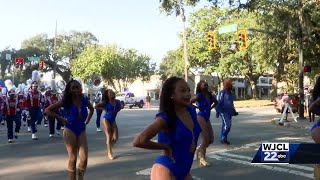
[102, 89, 114, 103]
[159, 76, 184, 131]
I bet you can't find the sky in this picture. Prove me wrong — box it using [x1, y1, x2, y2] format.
[0, 0, 211, 65]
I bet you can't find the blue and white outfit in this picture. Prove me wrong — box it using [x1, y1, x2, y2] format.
[216, 89, 236, 142]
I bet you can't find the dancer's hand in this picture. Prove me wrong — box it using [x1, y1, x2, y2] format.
[60, 118, 68, 126]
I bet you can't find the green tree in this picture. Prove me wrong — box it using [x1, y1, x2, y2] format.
[71, 45, 155, 92]
[185, 7, 271, 98]
[21, 31, 98, 82]
[159, 49, 184, 81]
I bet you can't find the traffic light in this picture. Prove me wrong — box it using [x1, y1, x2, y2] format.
[207, 31, 217, 51]
[237, 29, 248, 50]
[15, 58, 24, 69]
[39, 61, 45, 70]
[15, 58, 24, 65]
[303, 65, 311, 73]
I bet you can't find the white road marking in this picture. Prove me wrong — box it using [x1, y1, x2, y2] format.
[207, 153, 313, 179]
[136, 168, 151, 176]
[275, 137, 313, 143]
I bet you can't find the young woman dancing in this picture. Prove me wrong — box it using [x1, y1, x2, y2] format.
[95, 89, 121, 160]
[133, 77, 201, 180]
[45, 79, 94, 180]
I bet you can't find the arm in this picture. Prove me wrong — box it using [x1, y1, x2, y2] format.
[85, 101, 94, 125]
[45, 100, 67, 125]
[133, 117, 170, 151]
[190, 94, 199, 104]
[95, 101, 105, 110]
[210, 94, 218, 110]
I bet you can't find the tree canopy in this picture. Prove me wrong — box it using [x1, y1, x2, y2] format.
[71, 45, 156, 92]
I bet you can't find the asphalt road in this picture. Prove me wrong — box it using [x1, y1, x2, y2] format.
[0, 106, 315, 180]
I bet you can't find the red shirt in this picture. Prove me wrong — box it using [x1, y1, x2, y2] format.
[26, 90, 42, 108]
[6, 98, 18, 116]
[18, 94, 25, 109]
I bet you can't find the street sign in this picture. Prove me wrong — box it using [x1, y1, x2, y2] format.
[28, 56, 40, 62]
[218, 24, 237, 34]
[6, 54, 11, 61]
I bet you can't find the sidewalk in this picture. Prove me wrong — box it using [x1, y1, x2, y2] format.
[270, 117, 315, 130]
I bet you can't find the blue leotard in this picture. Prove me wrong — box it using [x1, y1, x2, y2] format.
[103, 99, 121, 125]
[154, 105, 201, 180]
[64, 96, 89, 136]
[196, 92, 215, 122]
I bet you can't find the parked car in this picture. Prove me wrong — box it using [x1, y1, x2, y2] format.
[116, 92, 145, 109]
[274, 93, 299, 113]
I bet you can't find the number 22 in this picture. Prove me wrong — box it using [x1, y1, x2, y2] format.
[264, 152, 277, 161]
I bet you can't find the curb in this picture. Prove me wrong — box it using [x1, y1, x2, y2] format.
[270, 118, 312, 130]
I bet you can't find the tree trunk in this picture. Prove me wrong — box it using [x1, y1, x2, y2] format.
[117, 80, 122, 92]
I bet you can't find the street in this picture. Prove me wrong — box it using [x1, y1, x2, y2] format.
[0, 106, 315, 180]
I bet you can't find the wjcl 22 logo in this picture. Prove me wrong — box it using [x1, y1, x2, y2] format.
[261, 143, 290, 163]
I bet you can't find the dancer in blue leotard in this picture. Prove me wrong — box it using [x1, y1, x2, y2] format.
[190, 80, 217, 167]
[133, 77, 201, 180]
[95, 89, 121, 160]
[309, 77, 320, 179]
[45, 79, 94, 180]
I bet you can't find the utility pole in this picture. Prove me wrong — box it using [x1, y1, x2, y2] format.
[53, 20, 57, 79]
[297, 0, 304, 119]
[181, 3, 189, 82]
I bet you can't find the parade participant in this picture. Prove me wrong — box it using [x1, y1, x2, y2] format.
[23, 84, 32, 132]
[95, 89, 121, 160]
[94, 92, 103, 132]
[16, 85, 26, 128]
[43, 86, 52, 127]
[45, 80, 63, 137]
[3, 82, 21, 143]
[308, 76, 320, 180]
[133, 76, 201, 180]
[215, 79, 238, 145]
[0, 87, 6, 125]
[45, 79, 94, 180]
[25, 70, 44, 140]
[190, 80, 217, 167]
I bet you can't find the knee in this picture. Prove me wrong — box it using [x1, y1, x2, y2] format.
[79, 156, 88, 166]
[69, 155, 77, 164]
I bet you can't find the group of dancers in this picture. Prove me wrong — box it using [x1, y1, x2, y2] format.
[1, 73, 237, 180]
